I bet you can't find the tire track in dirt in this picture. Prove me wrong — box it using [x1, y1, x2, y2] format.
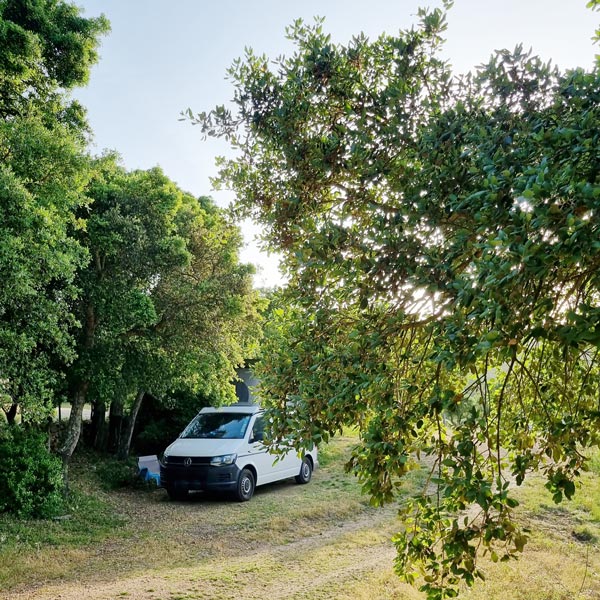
[5, 505, 401, 600]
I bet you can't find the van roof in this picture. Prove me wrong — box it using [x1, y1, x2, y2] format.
[199, 404, 261, 415]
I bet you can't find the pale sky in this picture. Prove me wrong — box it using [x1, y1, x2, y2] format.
[74, 0, 597, 287]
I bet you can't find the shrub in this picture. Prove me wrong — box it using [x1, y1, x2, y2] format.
[0, 425, 64, 518]
[134, 419, 176, 456]
[94, 457, 137, 490]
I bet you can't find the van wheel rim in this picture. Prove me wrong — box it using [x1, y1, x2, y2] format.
[242, 477, 251, 494]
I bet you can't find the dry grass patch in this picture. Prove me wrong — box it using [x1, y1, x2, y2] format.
[2, 435, 600, 599]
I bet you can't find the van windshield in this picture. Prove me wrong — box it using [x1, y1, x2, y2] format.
[181, 413, 252, 440]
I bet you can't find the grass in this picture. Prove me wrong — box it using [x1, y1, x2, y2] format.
[0, 451, 134, 590]
[512, 449, 600, 550]
[0, 484, 129, 590]
[0, 491, 125, 547]
[1, 434, 600, 599]
[467, 450, 600, 600]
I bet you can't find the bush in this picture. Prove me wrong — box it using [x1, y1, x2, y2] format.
[0, 425, 64, 518]
[95, 457, 138, 490]
[134, 419, 176, 456]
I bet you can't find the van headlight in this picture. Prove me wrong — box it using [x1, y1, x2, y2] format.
[210, 453, 237, 466]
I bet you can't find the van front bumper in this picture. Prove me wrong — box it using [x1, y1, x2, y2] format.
[160, 459, 240, 492]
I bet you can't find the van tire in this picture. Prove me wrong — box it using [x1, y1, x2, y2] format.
[295, 457, 312, 484]
[235, 468, 255, 501]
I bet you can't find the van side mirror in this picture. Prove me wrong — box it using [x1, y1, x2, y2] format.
[251, 431, 264, 443]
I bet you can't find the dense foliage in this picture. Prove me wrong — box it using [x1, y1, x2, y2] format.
[0, 426, 64, 518]
[0, 0, 109, 119]
[0, 0, 262, 515]
[192, 7, 600, 598]
[0, 117, 90, 423]
[61, 156, 261, 462]
[0, 0, 106, 425]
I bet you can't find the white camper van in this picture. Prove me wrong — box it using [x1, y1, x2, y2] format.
[160, 404, 317, 501]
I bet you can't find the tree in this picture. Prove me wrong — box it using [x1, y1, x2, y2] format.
[0, 0, 109, 119]
[61, 157, 262, 464]
[189, 7, 600, 598]
[60, 157, 190, 465]
[0, 0, 108, 426]
[0, 115, 91, 424]
[116, 194, 262, 459]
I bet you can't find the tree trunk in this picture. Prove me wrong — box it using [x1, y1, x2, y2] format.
[90, 400, 107, 450]
[107, 398, 124, 453]
[59, 380, 89, 469]
[5, 402, 18, 425]
[59, 302, 96, 482]
[118, 389, 145, 460]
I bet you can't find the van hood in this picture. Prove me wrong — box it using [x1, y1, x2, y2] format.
[164, 437, 243, 458]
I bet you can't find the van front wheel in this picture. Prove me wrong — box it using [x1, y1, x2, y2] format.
[235, 468, 255, 502]
[295, 457, 312, 484]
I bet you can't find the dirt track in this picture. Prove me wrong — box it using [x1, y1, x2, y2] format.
[9, 512, 399, 600]
[5, 456, 600, 599]
[5, 465, 417, 600]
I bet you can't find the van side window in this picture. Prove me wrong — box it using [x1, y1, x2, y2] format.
[251, 416, 265, 442]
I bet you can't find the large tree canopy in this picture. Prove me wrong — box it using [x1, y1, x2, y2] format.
[0, 116, 89, 423]
[191, 7, 600, 598]
[0, 0, 109, 119]
[60, 156, 261, 464]
[59, 157, 190, 463]
[0, 0, 107, 424]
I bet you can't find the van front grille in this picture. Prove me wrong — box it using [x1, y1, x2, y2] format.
[163, 456, 212, 465]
